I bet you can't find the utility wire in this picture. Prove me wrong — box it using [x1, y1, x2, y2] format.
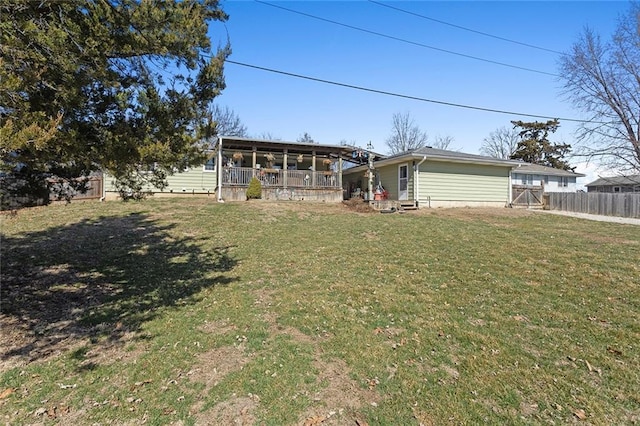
[368, 0, 564, 55]
[254, 0, 559, 78]
[225, 59, 602, 124]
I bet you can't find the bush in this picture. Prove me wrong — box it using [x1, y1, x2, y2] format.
[246, 177, 262, 199]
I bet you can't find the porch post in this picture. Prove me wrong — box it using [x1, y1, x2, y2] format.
[283, 149, 288, 188]
[338, 156, 343, 188]
[311, 151, 316, 187]
[252, 146, 257, 168]
[368, 154, 374, 201]
[216, 137, 223, 202]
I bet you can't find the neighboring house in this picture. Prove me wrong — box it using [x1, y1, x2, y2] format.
[585, 175, 640, 193]
[343, 147, 521, 208]
[103, 136, 372, 202]
[511, 163, 585, 193]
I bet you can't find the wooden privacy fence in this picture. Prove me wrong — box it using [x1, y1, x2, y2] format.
[49, 176, 103, 201]
[545, 192, 640, 218]
[512, 185, 544, 207]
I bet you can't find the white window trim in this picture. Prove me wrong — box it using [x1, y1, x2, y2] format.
[203, 158, 216, 173]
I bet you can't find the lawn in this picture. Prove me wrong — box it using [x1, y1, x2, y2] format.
[1, 198, 639, 425]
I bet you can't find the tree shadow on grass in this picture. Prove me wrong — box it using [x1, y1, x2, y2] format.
[0, 212, 238, 368]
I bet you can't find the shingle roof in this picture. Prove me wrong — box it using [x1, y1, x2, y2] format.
[585, 175, 640, 187]
[378, 146, 521, 167]
[513, 163, 585, 177]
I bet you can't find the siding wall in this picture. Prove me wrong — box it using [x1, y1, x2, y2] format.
[105, 166, 217, 195]
[418, 161, 510, 206]
[375, 163, 413, 201]
[512, 173, 579, 193]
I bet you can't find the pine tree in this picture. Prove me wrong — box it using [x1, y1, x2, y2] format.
[510, 120, 574, 171]
[1, 0, 229, 204]
[246, 177, 262, 200]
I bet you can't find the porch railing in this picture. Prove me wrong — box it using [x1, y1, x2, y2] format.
[222, 167, 339, 188]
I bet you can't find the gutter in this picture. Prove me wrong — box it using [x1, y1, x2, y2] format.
[100, 171, 106, 202]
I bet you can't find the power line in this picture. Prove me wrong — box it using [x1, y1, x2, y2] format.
[254, 0, 559, 78]
[368, 0, 564, 55]
[224, 59, 601, 124]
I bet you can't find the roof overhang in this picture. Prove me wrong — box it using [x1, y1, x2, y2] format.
[214, 136, 383, 164]
[355, 152, 520, 169]
[512, 163, 586, 177]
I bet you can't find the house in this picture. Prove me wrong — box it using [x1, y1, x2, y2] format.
[509, 163, 585, 208]
[585, 175, 640, 193]
[511, 163, 585, 193]
[103, 136, 373, 201]
[342, 147, 521, 208]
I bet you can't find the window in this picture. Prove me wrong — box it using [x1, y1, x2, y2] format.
[203, 157, 215, 172]
[521, 174, 533, 185]
[142, 162, 158, 173]
[559, 177, 568, 187]
[613, 186, 621, 193]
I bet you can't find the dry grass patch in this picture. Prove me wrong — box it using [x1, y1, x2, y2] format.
[195, 395, 259, 426]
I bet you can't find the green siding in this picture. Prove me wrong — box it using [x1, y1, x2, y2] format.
[375, 162, 414, 200]
[418, 161, 510, 202]
[165, 168, 217, 193]
[105, 167, 217, 194]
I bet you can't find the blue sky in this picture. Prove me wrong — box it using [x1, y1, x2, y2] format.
[209, 1, 629, 180]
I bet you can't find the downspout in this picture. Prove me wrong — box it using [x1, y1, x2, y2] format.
[508, 167, 514, 206]
[100, 171, 106, 201]
[508, 164, 520, 206]
[414, 155, 427, 208]
[217, 136, 224, 202]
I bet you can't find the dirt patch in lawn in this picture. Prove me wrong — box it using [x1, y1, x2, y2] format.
[297, 356, 382, 425]
[341, 199, 375, 214]
[198, 319, 238, 336]
[188, 344, 254, 414]
[195, 395, 259, 426]
[258, 301, 382, 424]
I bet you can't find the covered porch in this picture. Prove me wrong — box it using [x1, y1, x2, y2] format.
[214, 136, 367, 202]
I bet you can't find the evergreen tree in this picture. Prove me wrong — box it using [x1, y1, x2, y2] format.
[1, 0, 229, 203]
[510, 120, 573, 171]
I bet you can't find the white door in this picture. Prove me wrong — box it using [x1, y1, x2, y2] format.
[398, 164, 409, 200]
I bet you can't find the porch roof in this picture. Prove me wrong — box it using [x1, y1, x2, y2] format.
[214, 136, 383, 164]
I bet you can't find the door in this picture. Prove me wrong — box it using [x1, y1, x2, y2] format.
[398, 163, 409, 200]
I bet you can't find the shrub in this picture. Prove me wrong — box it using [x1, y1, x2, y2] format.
[246, 177, 262, 199]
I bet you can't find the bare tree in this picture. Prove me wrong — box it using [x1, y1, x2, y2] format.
[480, 126, 520, 159]
[210, 105, 248, 137]
[559, 3, 640, 173]
[385, 112, 428, 154]
[255, 132, 281, 141]
[297, 132, 316, 143]
[431, 135, 455, 150]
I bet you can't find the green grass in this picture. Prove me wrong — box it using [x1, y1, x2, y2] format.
[1, 199, 639, 425]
